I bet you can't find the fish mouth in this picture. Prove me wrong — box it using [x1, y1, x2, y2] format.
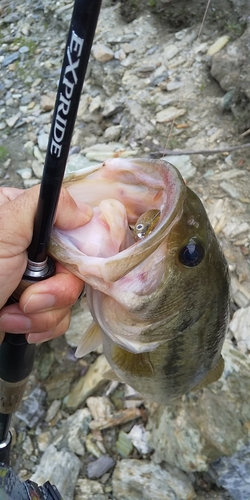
[51, 158, 187, 282]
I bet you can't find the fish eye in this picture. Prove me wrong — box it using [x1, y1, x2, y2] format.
[179, 238, 205, 267]
[136, 223, 144, 231]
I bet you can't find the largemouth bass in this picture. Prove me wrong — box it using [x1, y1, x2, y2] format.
[50, 158, 230, 405]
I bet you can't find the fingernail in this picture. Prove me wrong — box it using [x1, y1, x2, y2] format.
[27, 332, 53, 344]
[23, 294, 56, 314]
[0, 314, 32, 332]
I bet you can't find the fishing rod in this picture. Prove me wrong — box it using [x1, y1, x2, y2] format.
[0, 0, 102, 472]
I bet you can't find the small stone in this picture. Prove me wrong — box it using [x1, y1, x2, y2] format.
[31, 445, 81, 499]
[86, 396, 113, 421]
[162, 155, 196, 181]
[127, 424, 153, 455]
[163, 44, 180, 61]
[33, 145, 45, 162]
[27, 101, 36, 110]
[19, 46, 29, 54]
[156, 107, 186, 123]
[220, 181, 240, 199]
[16, 168, 32, 180]
[114, 48, 126, 61]
[22, 435, 33, 456]
[89, 95, 102, 113]
[2, 52, 19, 67]
[166, 81, 184, 91]
[45, 399, 61, 423]
[53, 408, 92, 456]
[37, 132, 49, 151]
[207, 35, 230, 56]
[87, 455, 115, 480]
[229, 306, 250, 354]
[16, 387, 46, 428]
[103, 125, 122, 142]
[65, 354, 110, 409]
[32, 160, 44, 179]
[116, 431, 134, 458]
[75, 478, 107, 500]
[120, 42, 135, 54]
[92, 44, 114, 63]
[37, 431, 52, 452]
[6, 112, 21, 128]
[40, 93, 56, 111]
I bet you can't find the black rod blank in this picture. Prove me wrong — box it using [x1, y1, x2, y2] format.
[28, 0, 102, 263]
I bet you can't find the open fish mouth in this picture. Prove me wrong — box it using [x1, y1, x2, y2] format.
[50, 157, 186, 284]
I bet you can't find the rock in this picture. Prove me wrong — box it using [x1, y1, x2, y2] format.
[40, 93, 56, 111]
[211, 25, 250, 98]
[229, 306, 250, 353]
[87, 455, 115, 479]
[103, 125, 122, 141]
[52, 408, 92, 456]
[156, 107, 186, 123]
[32, 160, 44, 179]
[65, 354, 110, 409]
[37, 132, 49, 151]
[207, 36, 230, 56]
[65, 299, 93, 347]
[30, 445, 81, 500]
[116, 431, 134, 458]
[16, 168, 32, 180]
[6, 112, 21, 128]
[45, 399, 61, 423]
[127, 424, 153, 455]
[147, 339, 250, 472]
[75, 478, 108, 500]
[210, 442, 250, 500]
[162, 155, 196, 181]
[2, 52, 19, 67]
[112, 459, 195, 500]
[86, 396, 113, 421]
[163, 44, 180, 61]
[16, 387, 46, 428]
[92, 44, 114, 62]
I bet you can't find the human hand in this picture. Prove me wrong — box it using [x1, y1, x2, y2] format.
[0, 185, 92, 344]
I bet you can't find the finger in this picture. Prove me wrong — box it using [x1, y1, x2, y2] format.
[26, 313, 71, 344]
[0, 185, 92, 255]
[19, 262, 84, 314]
[0, 187, 25, 206]
[55, 186, 92, 230]
[0, 303, 71, 334]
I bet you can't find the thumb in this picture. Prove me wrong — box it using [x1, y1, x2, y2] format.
[55, 186, 92, 230]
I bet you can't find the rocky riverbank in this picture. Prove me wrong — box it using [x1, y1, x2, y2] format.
[1, 1, 250, 499]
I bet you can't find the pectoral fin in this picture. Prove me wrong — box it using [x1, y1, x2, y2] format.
[192, 355, 224, 392]
[112, 345, 154, 378]
[75, 321, 102, 357]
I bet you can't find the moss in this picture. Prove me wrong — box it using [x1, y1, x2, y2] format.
[0, 146, 9, 162]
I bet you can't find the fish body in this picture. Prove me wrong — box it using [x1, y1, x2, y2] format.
[50, 158, 230, 405]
